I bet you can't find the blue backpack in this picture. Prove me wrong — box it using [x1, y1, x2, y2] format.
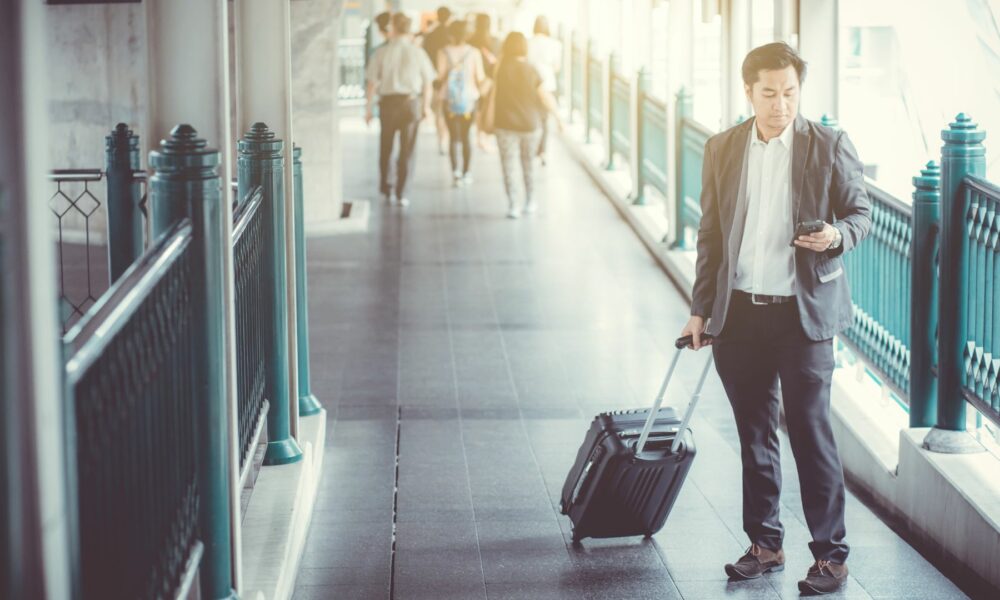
[446, 50, 474, 115]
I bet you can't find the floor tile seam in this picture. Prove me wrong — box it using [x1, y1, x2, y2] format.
[469, 183, 620, 573]
[438, 210, 490, 600]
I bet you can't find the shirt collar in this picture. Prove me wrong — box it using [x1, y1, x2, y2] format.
[750, 118, 794, 149]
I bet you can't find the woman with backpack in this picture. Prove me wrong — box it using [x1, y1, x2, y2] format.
[436, 20, 486, 187]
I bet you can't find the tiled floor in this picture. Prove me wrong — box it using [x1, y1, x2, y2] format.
[293, 118, 969, 600]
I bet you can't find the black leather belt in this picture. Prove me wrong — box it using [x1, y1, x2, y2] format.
[734, 290, 796, 306]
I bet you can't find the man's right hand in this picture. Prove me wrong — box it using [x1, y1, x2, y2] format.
[365, 107, 374, 126]
[680, 316, 711, 350]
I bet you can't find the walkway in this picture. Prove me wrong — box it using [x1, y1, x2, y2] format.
[292, 118, 969, 600]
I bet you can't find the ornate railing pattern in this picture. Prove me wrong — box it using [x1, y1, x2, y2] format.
[609, 60, 631, 166]
[232, 187, 269, 475]
[64, 221, 202, 600]
[842, 184, 914, 396]
[339, 37, 367, 105]
[49, 170, 109, 329]
[961, 174, 1000, 425]
[49, 166, 147, 332]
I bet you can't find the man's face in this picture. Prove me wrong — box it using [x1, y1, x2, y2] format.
[744, 66, 800, 135]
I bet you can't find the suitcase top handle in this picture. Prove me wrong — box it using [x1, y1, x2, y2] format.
[635, 335, 716, 456]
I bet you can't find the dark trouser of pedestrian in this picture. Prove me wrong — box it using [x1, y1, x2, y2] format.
[379, 94, 422, 201]
[446, 111, 474, 176]
[711, 292, 849, 564]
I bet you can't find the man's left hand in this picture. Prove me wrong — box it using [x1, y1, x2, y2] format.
[794, 223, 839, 252]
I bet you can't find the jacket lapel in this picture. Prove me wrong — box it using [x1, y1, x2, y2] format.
[723, 119, 754, 264]
[791, 114, 811, 225]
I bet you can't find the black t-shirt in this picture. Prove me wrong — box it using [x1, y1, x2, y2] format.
[423, 25, 449, 69]
[494, 59, 543, 132]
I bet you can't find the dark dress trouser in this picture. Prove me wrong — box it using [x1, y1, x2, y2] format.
[378, 95, 422, 199]
[711, 292, 849, 564]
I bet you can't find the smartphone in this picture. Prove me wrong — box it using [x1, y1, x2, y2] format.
[790, 219, 826, 246]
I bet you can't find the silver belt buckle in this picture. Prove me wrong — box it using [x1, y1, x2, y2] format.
[750, 293, 768, 306]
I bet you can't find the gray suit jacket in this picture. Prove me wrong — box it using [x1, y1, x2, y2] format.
[691, 114, 873, 341]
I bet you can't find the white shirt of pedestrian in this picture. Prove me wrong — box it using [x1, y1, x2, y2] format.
[734, 119, 795, 296]
[366, 39, 436, 97]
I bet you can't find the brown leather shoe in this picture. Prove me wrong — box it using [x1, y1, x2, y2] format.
[798, 560, 848, 595]
[724, 544, 785, 580]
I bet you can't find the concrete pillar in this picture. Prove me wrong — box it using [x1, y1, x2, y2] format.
[0, 1, 75, 598]
[798, 0, 839, 120]
[664, 0, 694, 230]
[144, 0, 242, 591]
[234, 0, 300, 443]
[722, 0, 750, 128]
[291, 0, 344, 226]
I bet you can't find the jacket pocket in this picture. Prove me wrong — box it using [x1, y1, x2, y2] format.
[816, 256, 844, 284]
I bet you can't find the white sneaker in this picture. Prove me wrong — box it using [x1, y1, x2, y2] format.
[523, 200, 538, 214]
[506, 207, 520, 219]
[462, 173, 474, 185]
[452, 170, 463, 187]
[398, 197, 410, 207]
[385, 194, 396, 205]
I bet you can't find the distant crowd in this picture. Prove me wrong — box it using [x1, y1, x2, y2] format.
[365, 6, 563, 219]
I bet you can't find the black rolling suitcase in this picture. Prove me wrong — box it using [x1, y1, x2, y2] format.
[559, 335, 714, 542]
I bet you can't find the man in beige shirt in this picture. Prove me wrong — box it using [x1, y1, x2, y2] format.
[365, 13, 436, 207]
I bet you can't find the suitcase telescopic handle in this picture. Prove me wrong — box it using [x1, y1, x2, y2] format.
[635, 334, 715, 456]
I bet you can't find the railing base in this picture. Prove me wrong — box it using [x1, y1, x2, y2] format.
[298, 393, 322, 416]
[922, 427, 986, 454]
[263, 437, 304, 466]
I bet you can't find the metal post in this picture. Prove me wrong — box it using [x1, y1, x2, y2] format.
[105, 123, 144, 280]
[910, 161, 940, 428]
[924, 113, 987, 454]
[672, 87, 693, 249]
[149, 124, 238, 599]
[237, 123, 303, 465]
[584, 37, 591, 141]
[634, 67, 650, 206]
[293, 146, 321, 416]
[606, 52, 617, 170]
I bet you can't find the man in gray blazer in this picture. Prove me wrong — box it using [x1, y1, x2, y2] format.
[679, 42, 871, 595]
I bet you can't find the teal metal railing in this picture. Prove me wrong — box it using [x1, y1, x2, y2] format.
[635, 69, 668, 206]
[586, 46, 603, 143]
[608, 54, 631, 169]
[842, 183, 914, 397]
[232, 186, 270, 487]
[64, 220, 203, 599]
[673, 89, 710, 249]
[959, 174, 1000, 426]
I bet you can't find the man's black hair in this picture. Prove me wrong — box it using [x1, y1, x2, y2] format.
[437, 6, 452, 24]
[741, 42, 807, 87]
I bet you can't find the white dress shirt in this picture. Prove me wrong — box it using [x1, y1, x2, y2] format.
[366, 39, 436, 97]
[734, 119, 796, 296]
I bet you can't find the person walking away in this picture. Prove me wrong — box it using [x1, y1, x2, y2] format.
[437, 20, 486, 187]
[469, 13, 501, 150]
[489, 32, 560, 219]
[365, 13, 436, 208]
[679, 42, 872, 595]
[422, 6, 453, 155]
[527, 16, 561, 165]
